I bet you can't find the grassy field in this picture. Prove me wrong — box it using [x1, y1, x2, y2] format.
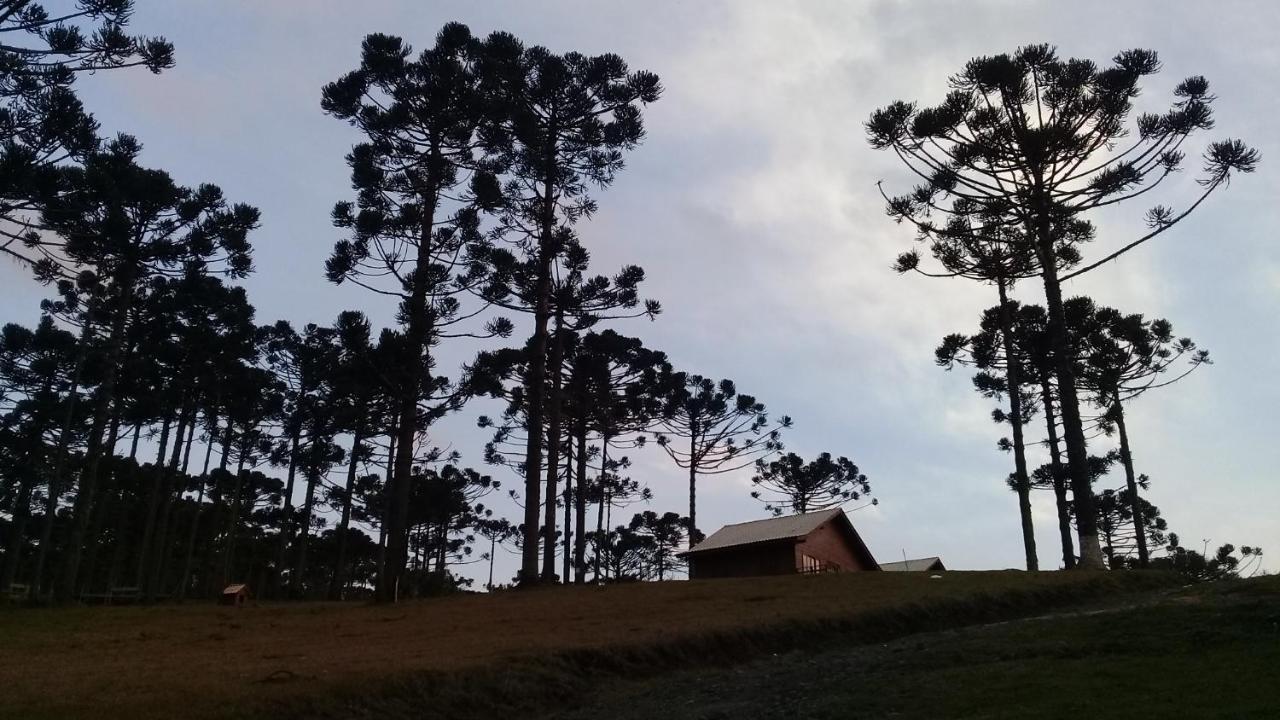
[0, 571, 1179, 719]
[557, 575, 1280, 719]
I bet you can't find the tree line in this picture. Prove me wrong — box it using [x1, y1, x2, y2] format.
[0, 6, 880, 602]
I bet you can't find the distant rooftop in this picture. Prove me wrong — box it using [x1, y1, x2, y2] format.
[879, 556, 945, 572]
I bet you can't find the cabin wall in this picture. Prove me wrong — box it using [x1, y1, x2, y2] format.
[688, 542, 796, 579]
[793, 521, 870, 571]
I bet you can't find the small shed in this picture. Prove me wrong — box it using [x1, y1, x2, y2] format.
[680, 508, 880, 579]
[219, 584, 250, 607]
[879, 556, 946, 572]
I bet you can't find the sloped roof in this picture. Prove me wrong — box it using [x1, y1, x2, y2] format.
[684, 508, 844, 554]
[879, 556, 945, 572]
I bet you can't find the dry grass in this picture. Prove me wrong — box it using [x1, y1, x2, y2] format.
[0, 571, 1175, 719]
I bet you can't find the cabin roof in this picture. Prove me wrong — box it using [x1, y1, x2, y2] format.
[878, 556, 945, 572]
[684, 508, 844, 554]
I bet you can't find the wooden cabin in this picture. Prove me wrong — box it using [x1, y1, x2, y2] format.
[681, 508, 879, 579]
[219, 584, 250, 607]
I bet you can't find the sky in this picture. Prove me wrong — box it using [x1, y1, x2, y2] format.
[3, 0, 1277, 582]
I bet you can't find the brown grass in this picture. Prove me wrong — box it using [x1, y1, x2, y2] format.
[0, 571, 1176, 719]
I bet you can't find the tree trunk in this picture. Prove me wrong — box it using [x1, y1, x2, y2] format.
[77, 402, 126, 594]
[520, 150, 559, 585]
[1033, 209, 1104, 569]
[104, 424, 142, 594]
[573, 425, 588, 584]
[177, 415, 220, 600]
[272, 427, 302, 598]
[331, 428, 363, 599]
[381, 179, 440, 603]
[31, 322, 90, 599]
[1040, 379, 1075, 569]
[293, 463, 321, 597]
[540, 311, 566, 581]
[487, 536, 496, 591]
[1112, 394, 1149, 567]
[149, 403, 198, 599]
[58, 279, 136, 600]
[997, 279, 1037, 571]
[133, 407, 175, 590]
[687, 430, 699, 545]
[561, 434, 572, 584]
[220, 435, 250, 587]
[377, 425, 396, 590]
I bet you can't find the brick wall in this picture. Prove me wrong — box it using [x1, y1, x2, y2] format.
[793, 521, 871, 571]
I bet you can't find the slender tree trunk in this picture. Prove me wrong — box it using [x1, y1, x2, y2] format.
[293, 465, 320, 597]
[77, 406, 125, 594]
[104, 425, 143, 594]
[1033, 204, 1105, 569]
[272, 427, 302, 598]
[59, 279, 136, 600]
[31, 323, 90, 599]
[687, 429, 699, 545]
[540, 311, 566, 581]
[1111, 393, 1149, 567]
[593, 435, 610, 581]
[997, 279, 1037, 571]
[331, 428, 363, 599]
[382, 180, 440, 602]
[520, 153, 559, 585]
[573, 426, 588, 584]
[377, 426, 395, 589]
[150, 403, 198, 599]
[487, 536, 496, 591]
[220, 434, 250, 587]
[561, 434, 572, 584]
[134, 404, 179, 590]
[177, 415, 219, 600]
[1040, 379, 1075, 569]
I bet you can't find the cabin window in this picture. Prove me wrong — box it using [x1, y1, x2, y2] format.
[799, 554, 823, 574]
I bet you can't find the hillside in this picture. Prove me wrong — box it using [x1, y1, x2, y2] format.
[559, 574, 1280, 719]
[0, 571, 1178, 720]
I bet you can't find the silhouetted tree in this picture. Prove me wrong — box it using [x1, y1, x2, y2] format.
[322, 23, 506, 601]
[750, 452, 874, 517]
[657, 375, 788, 543]
[0, 0, 173, 269]
[1072, 299, 1209, 567]
[868, 44, 1257, 567]
[480, 34, 660, 582]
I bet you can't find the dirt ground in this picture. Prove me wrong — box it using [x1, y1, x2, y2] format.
[0, 571, 1165, 719]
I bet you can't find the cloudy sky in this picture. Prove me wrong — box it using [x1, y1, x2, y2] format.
[4, 1, 1277, 581]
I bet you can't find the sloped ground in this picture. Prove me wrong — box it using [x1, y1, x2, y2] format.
[0, 571, 1177, 719]
[553, 575, 1280, 720]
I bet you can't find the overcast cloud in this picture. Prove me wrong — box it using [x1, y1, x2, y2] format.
[3, 1, 1276, 581]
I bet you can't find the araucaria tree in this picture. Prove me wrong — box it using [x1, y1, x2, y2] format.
[868, 44, 1258, 567]
[37, 137, 257, 599]
[936, 300, 1047, 570]
[1, 0, 174, 269]
[657, 375, 789, 543]
[751, 452, 873, 517]
[322, 24, 506, 601]
[1072, 299, 1209, 567]
[479, 36, 661, 582]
